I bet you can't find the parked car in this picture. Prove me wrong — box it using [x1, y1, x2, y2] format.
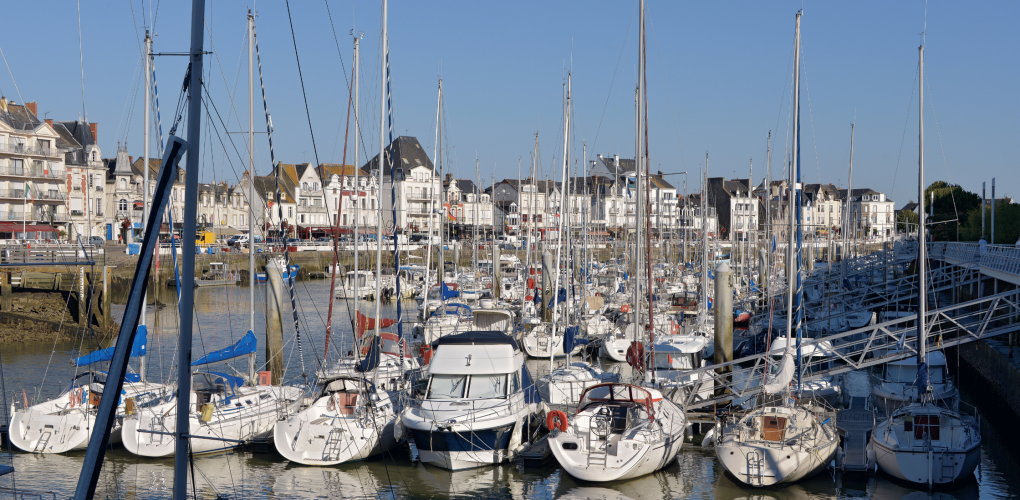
[88, 236, 105, 247]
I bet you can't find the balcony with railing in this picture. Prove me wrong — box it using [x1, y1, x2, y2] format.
[0, 210, 68, 222]
[0, 164, 65, 179]
[0, 143, 62, 157]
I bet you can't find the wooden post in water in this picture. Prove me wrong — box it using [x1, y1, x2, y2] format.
[1, 272, 10, 311]
[264, 258, 287, 384]
[102, 267, 111, 328]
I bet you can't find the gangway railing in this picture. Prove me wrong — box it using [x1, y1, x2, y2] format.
[930, 242, 1020, 286]
[664, 287, 1020, 411]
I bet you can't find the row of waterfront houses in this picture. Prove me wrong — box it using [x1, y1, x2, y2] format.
[0, 97, 896, 243]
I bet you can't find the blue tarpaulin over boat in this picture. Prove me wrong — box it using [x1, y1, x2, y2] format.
[72, 325, 148, 367]
[563, 325, 589, 354]
[192, 330, 257, 366]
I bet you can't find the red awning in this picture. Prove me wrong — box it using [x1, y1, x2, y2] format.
[134, 201, 144, 207]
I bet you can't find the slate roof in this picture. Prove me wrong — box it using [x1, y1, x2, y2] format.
[497, 178, 560, 194]
[254, 174, 296, 204]
[837, 188, 893, 203]
[649, 174, 675, 190]
[362, 136, 435, 175]
[0, 100, 41, 131]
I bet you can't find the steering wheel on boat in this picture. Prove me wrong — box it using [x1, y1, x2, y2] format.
[591, 407, 613, 439]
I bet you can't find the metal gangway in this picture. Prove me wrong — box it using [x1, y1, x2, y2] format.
[670, 286, 1020, 411]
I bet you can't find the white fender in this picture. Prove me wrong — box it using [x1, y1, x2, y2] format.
[393, 416, 405, 442]
[508, 416, 523, 456]
[701, 426, 715, 447]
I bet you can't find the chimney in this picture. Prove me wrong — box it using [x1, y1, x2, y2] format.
[25, 101, 37, 117]
[129, 156, 134, 165]
[44, 118, 53, 127]
[89, 123, 98, 142]
[445, 173, 453, 183]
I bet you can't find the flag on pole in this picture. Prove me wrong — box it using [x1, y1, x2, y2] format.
[24, 182, 31, 200]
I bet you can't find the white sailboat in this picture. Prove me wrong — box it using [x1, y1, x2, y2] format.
[274, 332, 418, 464]
[121, 330, 304, 456]
[869, 41, 981, 487]
[548, 383, 686, 482]
[713, 12, 840, 487]
[9, 328, 168, 453]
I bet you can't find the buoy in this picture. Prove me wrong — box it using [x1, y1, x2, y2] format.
[621, 304, 630, 313]
[546, 410, 569, 432]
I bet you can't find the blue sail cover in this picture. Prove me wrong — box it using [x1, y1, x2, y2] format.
[548, 288, 568, 309]
[562, 326, 589, 354]
[441, 282, 459, 300]
[915, 362, 929, 391]
[73, 325, 148, 367]
[355, 335, 381, 373]
[521, 364, 541, 405]
[192, 330, 257, 366]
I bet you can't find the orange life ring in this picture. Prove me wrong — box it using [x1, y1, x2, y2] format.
[69, 388, 78, 408]
[621, 304, 631, 313]
[595, 292, 601, 297]
[671, 320, 679, 335]
[626, 341, 645, 371]
[546, 410, 569, 432]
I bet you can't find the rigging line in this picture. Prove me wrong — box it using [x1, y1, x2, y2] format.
[126, 0, 144, 55]
[0, 43, 25, 107]
[285, 0, 322, 167]
[890, 65, 919, 200]
[647, 9, 687, 170]
[923, 73, 962, 227]
[800, 46, 822, 184]
[117, 54, 145, 146]
[77, 0, 88, 122]
[205, 19, 254, 156]
[590, 1, 636, 156]
[323, 0, 371, 159]
[254, 21, 307, 380]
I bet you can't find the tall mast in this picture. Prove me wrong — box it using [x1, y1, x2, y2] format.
[917, 43, 927, 377]
[247, 11, 255, 350]
[140, 29, 151, 383]
[846, 123, 855, 265]
[175, 0, 205, 495]
[550, 71, 571, 373]
[374, 0, 387, 343]
[353, 33, 360, 339]
[786, 11, 803, 394]
[640, 0, 655, 379]
[437, 80, 443, 289]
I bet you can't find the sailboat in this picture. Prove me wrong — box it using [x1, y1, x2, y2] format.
[713, 12, 839, 487]
[868, 41, 981, 487]
[122, 330, 303, 456]
[9, 328, 168, 453]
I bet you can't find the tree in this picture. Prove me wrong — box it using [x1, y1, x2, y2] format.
[923, 181, 981, 241]
[961, 200, 1020, 244]
[896, 208, 918, 234]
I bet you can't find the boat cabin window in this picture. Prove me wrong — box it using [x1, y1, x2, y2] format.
[428, 374, 467, 399]
[510, 371, 521, 393]
[913, 415, 940, 440]
[929, 367, 946, 384]
[654, 352, 695, 370]
[427, 373, 512, 399]
[468, 374, 508, 399]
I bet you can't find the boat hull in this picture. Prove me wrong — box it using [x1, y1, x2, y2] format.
[872, 439, 980, 485]
[409, 423, 516, 470]
[715, 437, 838, 486]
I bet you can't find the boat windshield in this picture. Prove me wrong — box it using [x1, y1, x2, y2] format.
[886, 364, 916, 383]
[577, 383, 654, 419]
[654, 353, 694, 370]
[428, 375, 467, 399]
[467, 374, 508, 399]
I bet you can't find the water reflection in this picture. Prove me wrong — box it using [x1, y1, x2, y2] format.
[0, 281, 1015, 499]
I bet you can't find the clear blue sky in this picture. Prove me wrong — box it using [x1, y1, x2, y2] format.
[1, 1, 1016, 207]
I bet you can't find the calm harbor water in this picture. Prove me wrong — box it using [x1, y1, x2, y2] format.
[0, 280, 1016, 499]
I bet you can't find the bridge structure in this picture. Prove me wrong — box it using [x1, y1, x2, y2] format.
[667, 240, 1020, 412]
